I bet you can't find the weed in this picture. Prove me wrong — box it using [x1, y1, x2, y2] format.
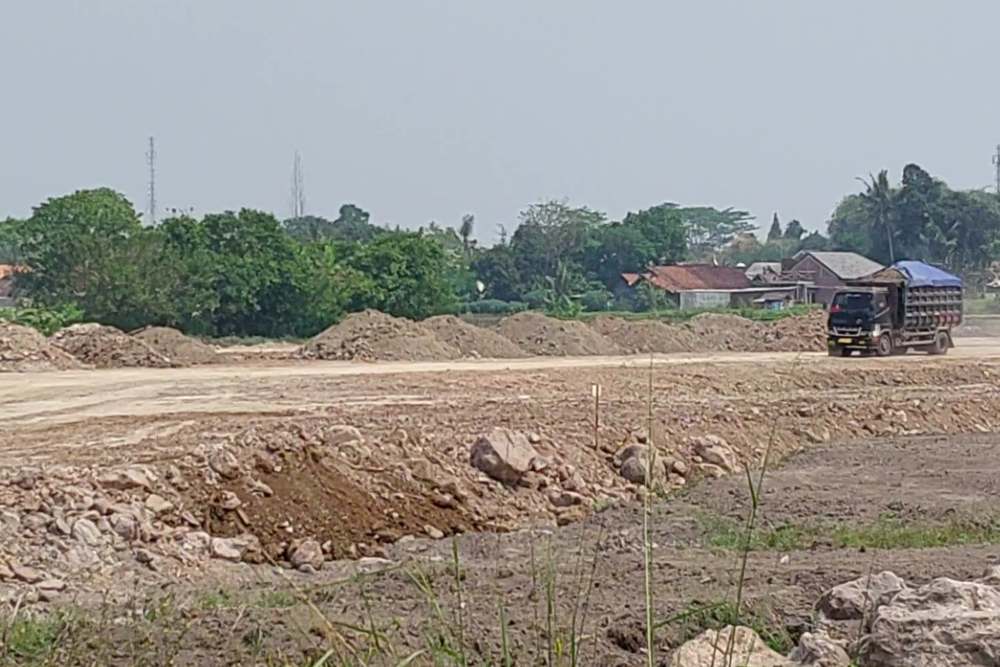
[1, 612, 67, 661]
[257, 590, 298, 609]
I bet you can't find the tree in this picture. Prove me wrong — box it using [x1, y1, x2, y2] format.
[471, 245, 523, 302]
[342, 232, 457, 319]
[857, 170, 897, 264]
[784, 219, 805, 241]
[283, 204, 383, 244]
[679, 206, 756, 258]
[459, 214, 475, 257]
[767, 213, 783, 242]
[583, 204, 687, 288]
[510, 200, 605, 289]
[14, 188, 172, 329]
[0, 218, 24, 264]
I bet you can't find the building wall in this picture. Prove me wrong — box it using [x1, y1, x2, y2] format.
[786, 256, 845, 306]
[679, 291, 732, 310]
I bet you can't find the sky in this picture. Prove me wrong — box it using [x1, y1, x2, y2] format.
[2, 1, 998, 243]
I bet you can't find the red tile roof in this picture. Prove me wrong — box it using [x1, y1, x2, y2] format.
[642, 264, 751, 292]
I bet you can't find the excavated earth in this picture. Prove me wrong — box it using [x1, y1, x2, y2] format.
[2, 344, 1000, 663]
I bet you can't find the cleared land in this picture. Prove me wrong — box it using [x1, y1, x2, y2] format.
[2, 333, 1000, 664]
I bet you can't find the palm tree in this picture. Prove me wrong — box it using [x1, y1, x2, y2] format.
[459, 214, 475, 258]
[857, 170, 896, 263]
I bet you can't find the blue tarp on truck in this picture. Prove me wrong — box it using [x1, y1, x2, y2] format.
[889, 261, 963, 288]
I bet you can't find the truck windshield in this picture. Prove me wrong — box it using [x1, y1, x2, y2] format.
[832, 292, 873, 312]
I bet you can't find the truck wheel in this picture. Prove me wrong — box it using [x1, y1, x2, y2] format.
[929, 332, 949, 355]
[876, 336, 893, 357]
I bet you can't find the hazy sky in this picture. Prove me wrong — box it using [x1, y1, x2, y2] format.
[2, 1, 998, 242]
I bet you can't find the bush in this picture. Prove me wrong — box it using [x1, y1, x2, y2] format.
[580, 288, 612, 312]
[0, 304, 84, 336]
[460, 299, 528, 315]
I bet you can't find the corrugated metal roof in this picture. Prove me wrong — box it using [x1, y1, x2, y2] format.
[745, 262, 781, 279]
[644, 264, 752, 291]
[795, 252, 883, 280]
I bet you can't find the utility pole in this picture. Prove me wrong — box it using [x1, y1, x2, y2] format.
[146, 137, 157, 225]
[993, 144, 1000, 195]
[290, 150, 306, 218]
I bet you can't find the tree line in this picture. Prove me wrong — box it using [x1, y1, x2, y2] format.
[1, 162, 998, 337]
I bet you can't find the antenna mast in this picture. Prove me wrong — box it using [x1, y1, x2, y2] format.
[291, 150, 306, 218]
[146, 137, 157, 225]
[993, 144, 1000, 195]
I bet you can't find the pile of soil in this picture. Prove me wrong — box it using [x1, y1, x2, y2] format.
[683, 313, 765, 351]
[497, 312, 622, 356]
[132, 326, 219, 365]
[0, 322, 84, 372]
[422, 315, 528, 359]
[51, 323, 174, 369]
[762, 309, 827, 352]
[300, 310, 461, 362]
[589, 317, 700, 354]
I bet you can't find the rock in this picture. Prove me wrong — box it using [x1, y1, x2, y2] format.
[219, 491, 242, 510]
[37, 578, 66, 592]
[208, 447, 241, 480]
[96, 467, 151, 491]
[431, 493, 458, 509]
[697, 463, 728, 479]
[528, 433, 542, 444]
[817, 571, 908, 621]
[210, 534, 261, 562]
[11, 564, 44, 584]
[470, 428, 539, 485]
[669, 625, 791, 666]
[288, 538, 324, 570]
[423, 525, 445, 540]
[857, 577, 1000, 666]
[691, 435, 739, 473]
[548, 490, 585, 508]
[22, 513, 51, 532]
[72, 518, 103, 546]
[620, 457, 648, 484]
[788, 632, 851, 666]
[110, 514, 139, 541]
[134, 548, 155, 565]
[144, 494, 174, 515]
[671, 459, 689, 477]
[183, 531, 212, 554]
[0, 562, 13, 580]
[248, 479, 273, 497]
[324, 425, 364, 447]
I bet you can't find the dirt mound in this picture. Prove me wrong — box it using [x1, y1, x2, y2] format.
[422, 315, 528, 359]
[497, 312, 621, 356]
[762, 309, 826, 352]
[0, 322, 84, 372]
[300, 310, 461, 362]
[683, 313, 765, 351]
[132, 326, 219, 365]
[589, 317, 700, 354]
[193, 420, 469, 561]
[51, 323, 173, 369]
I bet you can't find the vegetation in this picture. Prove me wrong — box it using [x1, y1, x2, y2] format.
[4, 163, 999, 337]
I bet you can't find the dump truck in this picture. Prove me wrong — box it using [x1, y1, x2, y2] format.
[827, 260, 963, 357]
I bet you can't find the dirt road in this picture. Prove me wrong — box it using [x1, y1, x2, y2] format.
[4, 337, 1000, 426]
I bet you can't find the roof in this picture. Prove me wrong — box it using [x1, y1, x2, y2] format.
[792, 251, 883, 280]
[745, 262, 781, 279]
[0, 264, 17, 281]
[621, 272, 642, 287]
[643, 264, 752, 292]
[867, 261, 963, 288]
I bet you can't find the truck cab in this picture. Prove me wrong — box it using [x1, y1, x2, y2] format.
[827, 287, 895, 356]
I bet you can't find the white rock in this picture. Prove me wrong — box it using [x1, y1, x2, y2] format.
[96, 467, 151, 491]
[144, 494, 174, 515]
[72, 518, 103, 547]
[670, 625, 791, 666]
[470, 428, 539, 485]
[288, 539, 324, 570]
[858, 577, 1000, 666]
[788, 632, 851, 666]
[817, 571, 908, 621]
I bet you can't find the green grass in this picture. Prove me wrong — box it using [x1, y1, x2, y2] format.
[963, 297, 1000, 315]
[1, 612, 70, 661]
[574, 304, 818, 324]
[658, 600, 793, 655]
[701, 515, 1000, 552]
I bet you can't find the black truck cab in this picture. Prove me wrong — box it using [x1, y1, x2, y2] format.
[828, 287, 896, 356]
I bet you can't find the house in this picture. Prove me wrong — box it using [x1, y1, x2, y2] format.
[745, 262, 782, 284]
[0, 264, 17, 308]
[622, 263, 804, 309]
[782, 251, 884, 306]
